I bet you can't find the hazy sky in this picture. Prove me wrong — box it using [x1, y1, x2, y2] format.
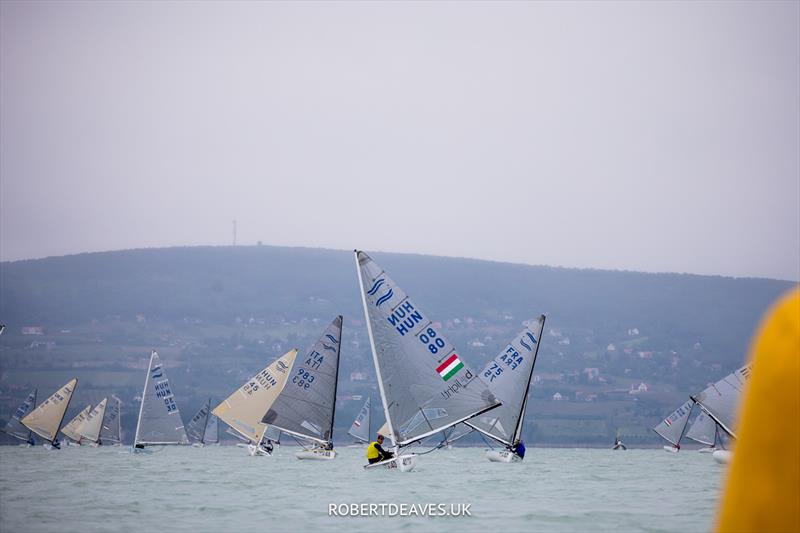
[1, 1, 798, 280]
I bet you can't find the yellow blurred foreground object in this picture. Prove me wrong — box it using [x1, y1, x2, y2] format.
[717, 287, 800, 532]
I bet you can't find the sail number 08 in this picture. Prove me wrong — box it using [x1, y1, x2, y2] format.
[419, 327, 445, 354]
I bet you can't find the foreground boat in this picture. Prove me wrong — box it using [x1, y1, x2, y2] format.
[466, 316, 546, 462]
[133, 351, 189, 451]
[355, 250, 501, 472]
[22, 379, 77, 450]
[259, 316, 343, 461]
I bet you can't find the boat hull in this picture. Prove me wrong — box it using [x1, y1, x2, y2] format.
[713, 450, 732, 464]
[248, 444, 273, 457]
[486, 449, 522, 463]
[698, 446, 716, 454]
[296, 449, 337, 460]
[364, 454, 417, 472]
[663, 445, 679, 453]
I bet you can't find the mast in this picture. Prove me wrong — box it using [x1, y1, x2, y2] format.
[116, 397, 122, 444]
[134, 351, 155, 447]
[29, 388, 37, 443]
[354, 250, 396, 448]
[328, 316, 343, 447]
[201, 398, 210, 444]
[511, 315, 546, 447]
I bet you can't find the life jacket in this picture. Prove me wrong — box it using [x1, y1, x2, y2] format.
[366, 441, 380, 460]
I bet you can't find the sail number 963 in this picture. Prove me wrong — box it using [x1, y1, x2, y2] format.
[292, 368, 315, 389]
[419, 327, 445, 354]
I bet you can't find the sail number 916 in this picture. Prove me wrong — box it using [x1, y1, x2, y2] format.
[419, 327, 446, 354]
[292, 368, 315, 389]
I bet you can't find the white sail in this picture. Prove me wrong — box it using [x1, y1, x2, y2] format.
[685, 409, 716, 447]
[100, 396, 122, 444]
[61, 404, 92, 443]
[3, 389, 37, 443]
[652, 399, 694, 446]
[22, 378, 77, 443]
[691, 364, 751, 438]
[261, 317, 343, 446]
[466, 316, 546, 447]
[78, 398, 108, 444]
[212, 349, 297, 443]
[348, 396, 371, 443]
[133, 351, 189, 446]
[355, 250, 501, 448]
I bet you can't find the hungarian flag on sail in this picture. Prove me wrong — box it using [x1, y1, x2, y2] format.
[436, 354, 464, 382]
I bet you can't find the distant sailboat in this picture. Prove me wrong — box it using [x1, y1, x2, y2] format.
[21, 378, 77, 449]
[2, 389, 37, 446]
[186, 398, 213, 447]
[205, 413, 219, 445]
[261, 316, 343, 460]
[61, 405, 92, 445]
[467, 316, 546, 463]
[653, 399, 695, 452]
[133, 351, 189, 451]
[355, 250, 501, 471]
[685, 409, 721, 453]
[212, 349, 297, 456]
[78, 398, 108, 446]
[100, 396, 122, 445]
[348, 397, 371, 445]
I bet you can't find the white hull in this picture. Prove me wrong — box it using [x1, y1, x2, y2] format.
[364, 454, 417, 472]
[248, 444, 273, 457]
[486, 449, 522, 463]
[192, 442, 204, 448]
[296, 449, 337, 460]
[698, 446, 716, 454]
[713, 450, 732, 464]
[67, 440, 81, 447]
[663, 445, 679, 453]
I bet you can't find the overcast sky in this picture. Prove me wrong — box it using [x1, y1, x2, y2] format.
[1, 1, 798, 280]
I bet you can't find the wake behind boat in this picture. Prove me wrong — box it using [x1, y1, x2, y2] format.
[355, 250, 501, 472]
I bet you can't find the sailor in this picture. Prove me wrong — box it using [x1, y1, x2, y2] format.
[512, 440, 526, 459]
[366, 434, 394, 464]
[263, 439, 274, 454]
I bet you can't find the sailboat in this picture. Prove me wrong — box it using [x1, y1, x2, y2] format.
[100, 396, 123, 445]
[186, 398, 213, 447]
[205, 413, 219, 446]
[261, 316, 343, 460]
[77, 398, 108, 446]
[133, 351, 189, 451]
[2, 389, 37, 446]
[653, 399, 695, 452]
[355, 250, 501, 472]
[348, 396, 371, 445]
[21, 378, 77, 450]
[61, 405, 92, 445]
[691, 364, 751, 464]
[212, 349, 297, 456]
[466, 316, 546, 463]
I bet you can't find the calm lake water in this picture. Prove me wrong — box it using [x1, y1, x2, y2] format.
[0, 445, 725, 532]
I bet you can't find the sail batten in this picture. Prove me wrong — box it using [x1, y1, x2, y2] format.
[133, 351, 189, 446]
[355, 250, 500, 449]
[22, 379, 77, 444]
[261, 316, 343, 446]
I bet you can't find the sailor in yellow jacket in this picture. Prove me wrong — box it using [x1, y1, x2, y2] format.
[366, 434, 394, 464]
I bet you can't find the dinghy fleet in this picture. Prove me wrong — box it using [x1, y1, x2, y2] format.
[1, 250, 750, 471]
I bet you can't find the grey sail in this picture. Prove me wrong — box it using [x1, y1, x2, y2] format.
[691, 364, 751, 438]
[3, 389, 37, 443]
[466, 316, 546, 447]
[652, 399, 694, 446]
[348, 397, 371, 443]
[205, 413, 219, 444]
[685, 409, 716, 446]
[133, 351, 189, 446]
[262, 316, 343, 446]
[186, 399, 211, 443]
[100, 396, 122, 444]
[355, 251, 500, 447]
